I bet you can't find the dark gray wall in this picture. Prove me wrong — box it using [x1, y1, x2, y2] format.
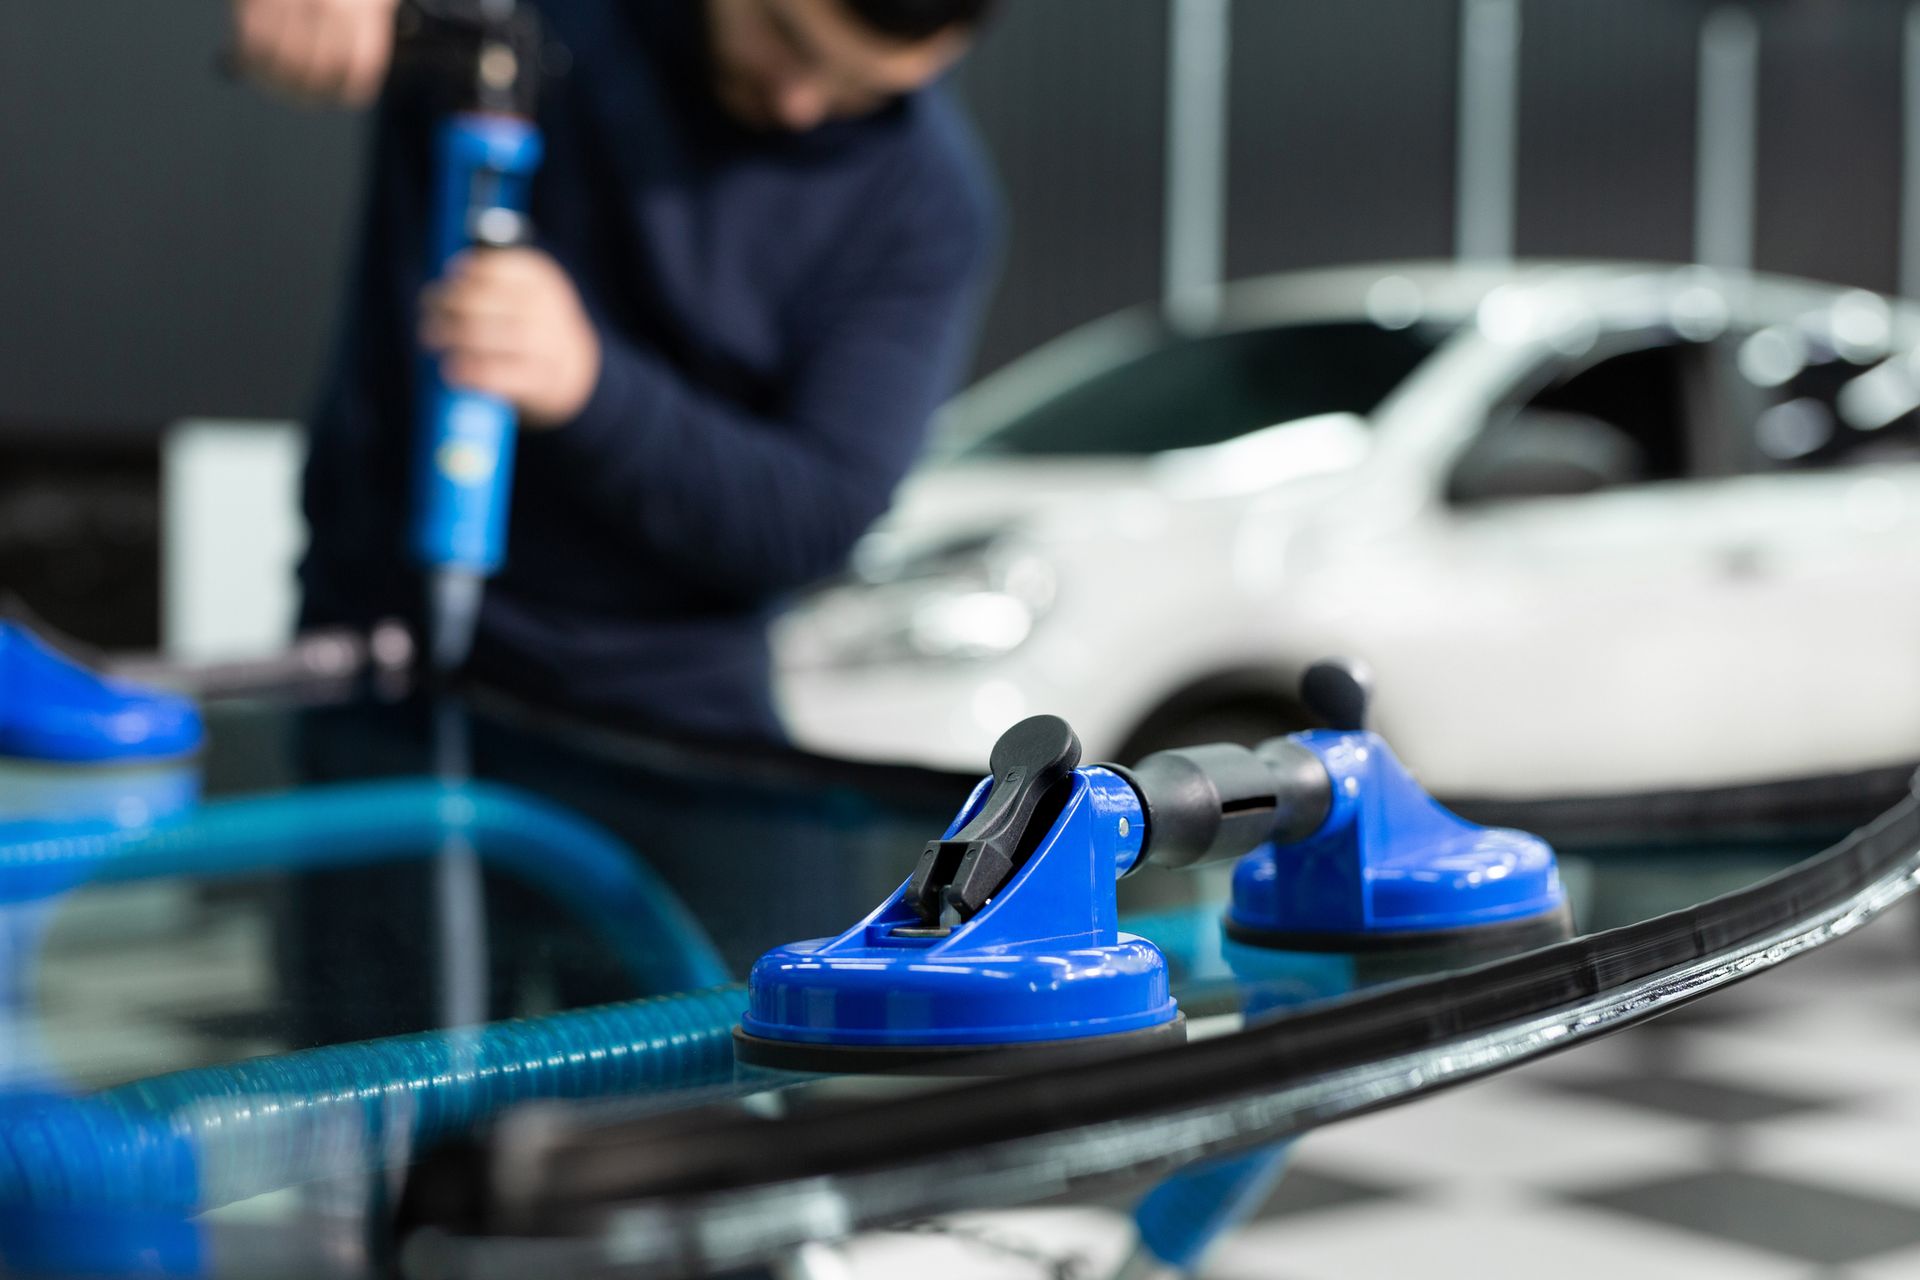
[1227, 0, 1460, 278]
[0, 1, 1909, 430]
[0, 3, 367, 429]
[1755, 0, 1903, 287]
[1515, 1, 1703, 263]
[951, 0, 1169, 373]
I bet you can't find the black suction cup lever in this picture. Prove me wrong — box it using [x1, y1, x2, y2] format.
[1116, 661, 1373, 874]
[907, 715, 1082, 925]
[1301, 657, 1373, 731]
[1120, 738, 1331, 872]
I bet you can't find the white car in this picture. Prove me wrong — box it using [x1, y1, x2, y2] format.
[774, 262, 1920, 798]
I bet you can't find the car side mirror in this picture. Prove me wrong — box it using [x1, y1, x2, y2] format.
[1447, 409, 1648, 504]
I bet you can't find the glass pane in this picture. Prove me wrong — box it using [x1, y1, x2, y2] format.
[1748, 354, 1920, 471]
[1521, 343, 1693, 482]
[964, 321, 1444, 458]
[1, 686, 1909, 1276]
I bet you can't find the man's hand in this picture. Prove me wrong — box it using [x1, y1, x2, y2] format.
[421, 249, 604, 429]
[231, 0, 397, 107]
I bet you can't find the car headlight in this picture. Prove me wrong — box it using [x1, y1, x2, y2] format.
[781, 536, 1057, 669]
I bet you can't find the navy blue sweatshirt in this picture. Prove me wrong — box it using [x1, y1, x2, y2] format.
[300, 0, 996, 741]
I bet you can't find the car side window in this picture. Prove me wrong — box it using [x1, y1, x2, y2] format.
[962, 322, 1443, 458]
[1447, 340, 1699, 506]
[1735, 330, 1920, 473]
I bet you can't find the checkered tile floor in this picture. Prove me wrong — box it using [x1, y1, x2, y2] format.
[19, 883, 283, 1089]
[23, 883, 1920, 1278]
[817, 896, 1920, 1280]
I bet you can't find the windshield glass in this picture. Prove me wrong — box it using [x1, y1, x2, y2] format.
[961, 320, 1447, 458]
[1737, 338, 1920, 471]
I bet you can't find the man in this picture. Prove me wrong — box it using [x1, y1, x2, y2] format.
[233, 0, 998, 741]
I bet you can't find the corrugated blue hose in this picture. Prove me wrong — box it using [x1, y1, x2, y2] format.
[0, 984, 745, 1212]
[0, 778, 731, 991]
[0, 779, 744, 1213]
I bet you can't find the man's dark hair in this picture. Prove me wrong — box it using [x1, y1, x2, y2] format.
[839, 0, 997, 42]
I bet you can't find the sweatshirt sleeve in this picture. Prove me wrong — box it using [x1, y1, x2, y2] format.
[538, 173, 995, 607]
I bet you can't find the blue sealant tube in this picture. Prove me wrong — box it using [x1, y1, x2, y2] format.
[413, 113, 545, 668]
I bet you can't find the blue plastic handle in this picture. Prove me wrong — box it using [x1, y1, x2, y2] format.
[1229, 729, 1566, 938]
[742, 766, 1173, 1050]
[0, 624, 202, 765]
[413, 113, 545, 576]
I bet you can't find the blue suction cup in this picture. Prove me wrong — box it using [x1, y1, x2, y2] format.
[0, 624, 203, 765]
[1223, 661, 1571, 953]
[738, 662, 1568, 1073]
[737, 717, 1183, 1073]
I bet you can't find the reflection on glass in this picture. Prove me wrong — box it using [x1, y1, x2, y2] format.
[1755, 398, 1834, 460]
[962, 322, 1442, 458]
[1738, 325, 1808, 388]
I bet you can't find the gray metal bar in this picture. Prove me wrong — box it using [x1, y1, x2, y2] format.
[1696, 5, 1760, 272]
[1455, 0, 1521, 263]
[1164, 0, 1233, 333]
[1902, 3, 1920, 297]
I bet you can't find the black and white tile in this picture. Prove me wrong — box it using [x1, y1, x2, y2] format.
[822, 896, 1920, 1279]
[27, 874, 1920, 1278]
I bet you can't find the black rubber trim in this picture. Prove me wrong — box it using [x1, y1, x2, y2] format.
[150, 629, 1914, 838]
[1447, 765, 1916, 849]
[1222, 901, 1576, 956]
[464, 683, 983, 809]
[732, 1015, 1188, 1076]
[497, 783, 1920, 1214]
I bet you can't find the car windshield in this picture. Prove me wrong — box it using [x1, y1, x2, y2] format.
[959, 320, 1448, 458]
[1741, 343, 1920, 471]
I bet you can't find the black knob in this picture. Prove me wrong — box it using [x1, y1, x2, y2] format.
[907, 715, 1082, 923]
[1122, 744, 1278, 871]
[1301, 658, 1373, 732]
[1122, 737, 1333, 873]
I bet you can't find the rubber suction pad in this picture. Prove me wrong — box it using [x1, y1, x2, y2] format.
[733, 1014, 1188, 1076]
[1226, 901, 1575, 957]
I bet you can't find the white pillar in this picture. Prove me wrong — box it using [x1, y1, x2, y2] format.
[1900, 3, 1920, 297]
[1695, 5, 1760, 272]
[1455, 0, 1521, 263]
[162, 419, 304, 662]
[1164, 0, 1232, 333]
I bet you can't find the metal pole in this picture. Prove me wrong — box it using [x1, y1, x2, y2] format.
[1901, 2, 1920, 297]
[434, 698, 490, 1033]
[1164, 0, 1233, 333]
[1455, 0, 1521, 263]
[1695, 5, 1760, 272]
